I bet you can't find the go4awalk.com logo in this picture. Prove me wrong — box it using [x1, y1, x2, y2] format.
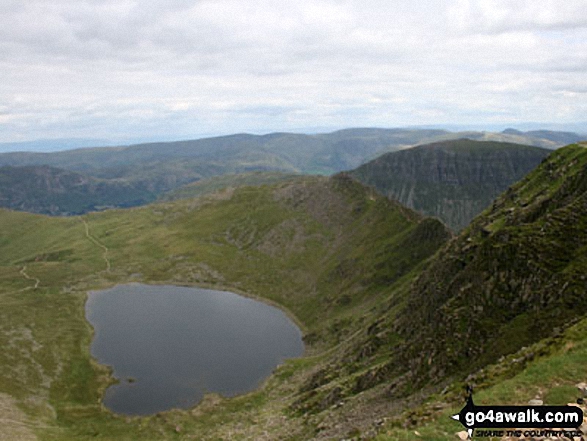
[451, 395, 584, 439]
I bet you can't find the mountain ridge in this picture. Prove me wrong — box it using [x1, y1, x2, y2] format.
[0, 129, 578, 217]
[395, 142, 587, 386]
[0, 128, 577, 175]
[350, 139, 551, 230]
[0, 143, 587, 439]
[0, 173, 452, 439]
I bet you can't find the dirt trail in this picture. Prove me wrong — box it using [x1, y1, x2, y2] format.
[19, 266, 40, 290]
[81, 218, 111, 272]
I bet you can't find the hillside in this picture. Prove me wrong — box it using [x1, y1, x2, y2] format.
[0, 128, 575, 185]
[365, 143, 587, 439]
[0, 129, 579, 217]
[1, 143, 587, 440]
[287, 143, 587, 439]
[160, 171, 301, 201]
[393, 143, 587, 385]
[350, 139, 551, 231]
[0, 167, 301, 216]
[0, 174, 450, 440]
[0, 165, 155, 215]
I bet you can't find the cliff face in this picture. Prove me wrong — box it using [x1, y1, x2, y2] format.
[350, 139, 551, 231]
[395, 143, 587, 385]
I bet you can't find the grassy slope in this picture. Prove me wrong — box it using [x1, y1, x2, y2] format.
[374, 316, 587, 440]
[160, 171, 302, 202]
[285, 143, 587, 440]
[336, 143, 587, 441]
[0, 175, 450, 440]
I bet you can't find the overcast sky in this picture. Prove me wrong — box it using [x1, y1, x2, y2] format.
[1, 0, 587, 143]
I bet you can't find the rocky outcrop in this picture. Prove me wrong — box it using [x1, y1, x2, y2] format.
[395, 144, 587, 386]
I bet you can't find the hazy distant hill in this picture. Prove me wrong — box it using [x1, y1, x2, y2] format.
[0, 128, 579, 216]
[350, 139, 551, 230]
[0, 127, 576, 179]
[0, 129, 451, 176]
[0, 138, 113, 153]
[0, 165, 154, 214]
[501, 128, 585, 146]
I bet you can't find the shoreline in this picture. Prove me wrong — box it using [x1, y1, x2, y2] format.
[83, 279, 308, 418]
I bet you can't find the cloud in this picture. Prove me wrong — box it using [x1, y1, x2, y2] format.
[0, 0, 586, 142]
[446, 0, 587, 34]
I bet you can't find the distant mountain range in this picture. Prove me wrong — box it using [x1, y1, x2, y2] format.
[0, 128, 582, 217]
[2, 125, 585, 153]
[0, 128, 582, 176]
[0, 129, 453, 176]
[349, 139, 551, 231]
[501, 128, 585, 146]
[0, 138, 114, 153]
[1, 138, 587, 439]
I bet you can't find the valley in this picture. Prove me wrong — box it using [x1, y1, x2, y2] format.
[0, 137, 586, 440]
[0, 173, 450, 439]
[0, 128, 581, 217]
[4, 0, 587, 438]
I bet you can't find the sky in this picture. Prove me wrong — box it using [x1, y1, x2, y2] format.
[1, 0, 587, 143]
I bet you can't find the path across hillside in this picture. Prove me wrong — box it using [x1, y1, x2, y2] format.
[19, 266, 40, 290]
[81, 218, 111, 272]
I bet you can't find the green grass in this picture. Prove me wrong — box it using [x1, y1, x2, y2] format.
[160, 171, 302, 201]
[0, 175, 449, 440]
[375, 318, 587, 440]
[2, 145, 586, 440]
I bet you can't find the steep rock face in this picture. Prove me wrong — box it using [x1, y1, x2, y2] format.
[0, 165, 154, 214]
[395, 143, 587, 385]
[350, 139, 551, 231]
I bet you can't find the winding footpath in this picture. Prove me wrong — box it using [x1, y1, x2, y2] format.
[19, 265, 40, 290]
[81, 218, 111, 272]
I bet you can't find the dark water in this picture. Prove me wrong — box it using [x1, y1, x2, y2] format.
[86, 284, 304, 415]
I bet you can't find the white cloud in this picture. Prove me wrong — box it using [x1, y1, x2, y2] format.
[1, 0, 586, 142]
[446, 0, 587, 33]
